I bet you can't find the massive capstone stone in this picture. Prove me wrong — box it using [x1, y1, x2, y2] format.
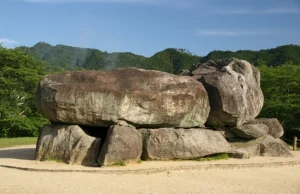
[35, 124, 101, 165]
[36, 68, 210, 128]
[190, 58, 264, 127]
[139, 128, 231, 160]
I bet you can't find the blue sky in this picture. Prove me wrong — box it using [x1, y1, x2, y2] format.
[1, 0, 299, 57]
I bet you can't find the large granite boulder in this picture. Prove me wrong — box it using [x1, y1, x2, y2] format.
[248, 118, 284, 138]
[139, 128, 231, 160]
[230, 135, 293, 159]
[190, 58, 264, 127]
[259, 135, 292, 157]
[98, 124, 142, 166]
[35, 124, 101, 165]
[229, 123, 269, 139]
[36, 68, 210, 128]
[229, 142, 261, 159]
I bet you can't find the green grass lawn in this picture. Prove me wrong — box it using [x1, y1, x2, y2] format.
[193, 153, 230, 162]
[172, 153, 230, 162]
[0, 137, 37, 148]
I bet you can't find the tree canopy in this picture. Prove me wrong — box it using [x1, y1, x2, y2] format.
[0, 47, 48, 137]
[259, 63, 300, 138]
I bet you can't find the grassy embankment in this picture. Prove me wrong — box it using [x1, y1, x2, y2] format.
[0, 137, 37, 148]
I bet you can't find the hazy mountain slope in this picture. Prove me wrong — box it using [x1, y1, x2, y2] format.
[19, 42, 201, 74]
[201, 45, 300, 66]
[19, 43, 300, 73]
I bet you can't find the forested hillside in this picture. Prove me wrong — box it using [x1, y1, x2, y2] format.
[18, 42, 201, 74]
[19, 43, 300, 74]
[202, 45, 300, 66]
[1, 43, 299, 138]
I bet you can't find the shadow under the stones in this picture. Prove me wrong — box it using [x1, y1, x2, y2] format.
[0, 148, 35, 160]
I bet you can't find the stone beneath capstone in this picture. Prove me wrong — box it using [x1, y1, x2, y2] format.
[230, 135, 293, 159]
[138, 128, 231, 160]
[260, 135, 293, 157]
[35, 124, 101, 166]
[35, 68, 210, 128]
[215, 127, 237, 141]
[248, 118, 284, 138]
[229, 123, 269, 139]
[229, 143, 261, 159]
[98, 125, 142, 166]
[190, 58, 264, 127]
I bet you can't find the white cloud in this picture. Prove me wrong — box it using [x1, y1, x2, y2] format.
[212, 8, 300, 15]
[0, 38, 20, 47]
[196, 29, 288, 37]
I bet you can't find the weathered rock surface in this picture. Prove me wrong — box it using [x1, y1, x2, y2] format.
[139, 128, 231, 160]
[98, 125, 142, 166]
[229, 123, 269, 139]
[248, 118, 284, 138]
[36, 68, 210, 128]
[259, 135, 292, 157]
[190, 58, 264, 127]
[35, 124, 101, 165]
[215, 128, 237, 141]
[230, 135, 293, 159]
[230, 141, 262, 159]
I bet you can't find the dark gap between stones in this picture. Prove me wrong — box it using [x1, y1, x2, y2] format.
[80, 125, 109, 146]
[80, 125, 110, 166]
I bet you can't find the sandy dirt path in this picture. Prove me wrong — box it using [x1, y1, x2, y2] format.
[1, 165, 300, 194]
[0, 145, 300, 194]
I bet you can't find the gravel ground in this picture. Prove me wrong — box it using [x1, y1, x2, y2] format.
[1, 145, 300, 194]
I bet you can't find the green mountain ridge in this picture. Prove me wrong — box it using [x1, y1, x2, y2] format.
[18, 42, 300, 74]
[18, 42, 201, 74]
[202, 44, 300, 67]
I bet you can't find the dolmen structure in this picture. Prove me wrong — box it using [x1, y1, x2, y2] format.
[35, 58, 293, 166]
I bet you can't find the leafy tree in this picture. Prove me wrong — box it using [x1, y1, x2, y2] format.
[258, 63, 300, 138]
[0, 47, 48, 137]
